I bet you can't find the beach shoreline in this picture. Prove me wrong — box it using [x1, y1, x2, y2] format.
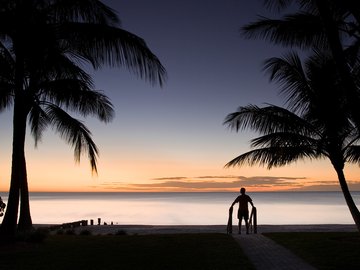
[35, 224, 358, 235]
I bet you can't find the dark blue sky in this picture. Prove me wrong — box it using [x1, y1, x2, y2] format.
[96, 0, 284, 150]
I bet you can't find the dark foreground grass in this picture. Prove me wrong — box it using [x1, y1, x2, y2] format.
[265, 232, 360, 270]
[0, 233, 254, 270]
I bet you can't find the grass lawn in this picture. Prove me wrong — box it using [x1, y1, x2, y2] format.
[0, 233, 254, 270]
[264, 232, 360, 270]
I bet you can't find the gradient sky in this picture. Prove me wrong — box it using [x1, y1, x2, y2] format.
[1, 0, 360, 192]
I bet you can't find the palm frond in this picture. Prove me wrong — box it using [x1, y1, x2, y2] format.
[225, 145, 321, 169]
[45, 104, 99, 174]
[263, 0, 294, 11]
[224, 104, 314, 136]
[345, 145, 360, 163]
[50, 0, 120, 25]
[241, 13, 328, 49]
[40, 80, 114, 123]
[39, 53, 94, 84]
[60, 23, 166, 86]
[76, 90, 114, 122]
[250, 132, 320, 149]
[263, 52, 312, 112]
[0, 76, 14, 110]
[28, 104, 50, 147]
[0, 84, 13, 111]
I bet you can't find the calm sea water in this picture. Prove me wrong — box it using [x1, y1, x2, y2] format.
[1, 192, 359, 225]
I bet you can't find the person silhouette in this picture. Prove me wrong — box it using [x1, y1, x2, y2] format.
[230, 187, 254, 234]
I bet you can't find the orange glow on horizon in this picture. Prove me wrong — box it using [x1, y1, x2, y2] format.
[1, 151, 360, 193]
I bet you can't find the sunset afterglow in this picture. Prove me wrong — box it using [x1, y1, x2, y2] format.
[1, 0, 360, 194]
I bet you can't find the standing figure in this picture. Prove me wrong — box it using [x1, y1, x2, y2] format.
[230, 187, 254, 234]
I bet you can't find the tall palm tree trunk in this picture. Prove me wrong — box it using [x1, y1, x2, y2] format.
[13, 82, 32, 232]
[18, 164, 32, 232]
[0, 97, 28, 238]
[334, 166, 360, 232]
[0, 154, 20, 239]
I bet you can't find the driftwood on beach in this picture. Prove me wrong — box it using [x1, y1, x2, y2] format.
[48, 220, 88, 231]
[62, 220, 88, 228]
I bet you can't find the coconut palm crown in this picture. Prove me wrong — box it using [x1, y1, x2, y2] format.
[243, 0, 360, 130]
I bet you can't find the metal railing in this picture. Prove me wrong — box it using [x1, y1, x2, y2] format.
[227, 206, 257, 234]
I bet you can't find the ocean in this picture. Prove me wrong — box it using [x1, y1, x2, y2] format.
[1, 192, 359, 225]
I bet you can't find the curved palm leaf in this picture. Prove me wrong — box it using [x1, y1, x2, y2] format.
[50, 0, 120, 25]
[39, 80, 114, 122]
[242, 13, 328, 49]
[45, 104, 99, 174]
[225, 145, 321, 169]
[59, 23, 166, 85]
[224, 104, 316, 137]
[250, 132, 320, 149]
[263, 52, 312, 112]
[37, 53, 94, 84]
[28, 104, 49, 146]
[345, 145, 360, 163]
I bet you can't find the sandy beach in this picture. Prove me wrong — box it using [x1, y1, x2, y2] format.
[37, 224, 358, 235]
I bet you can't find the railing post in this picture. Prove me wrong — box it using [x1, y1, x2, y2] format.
[249, 206, 257, 234]
[227, 207, 233, 234]
[253, 207, 257, 234]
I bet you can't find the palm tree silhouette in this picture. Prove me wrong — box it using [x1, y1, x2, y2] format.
[0, 0, 166, 237]
[243, 0, 360, 129]
[224, 52, 360, 231]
